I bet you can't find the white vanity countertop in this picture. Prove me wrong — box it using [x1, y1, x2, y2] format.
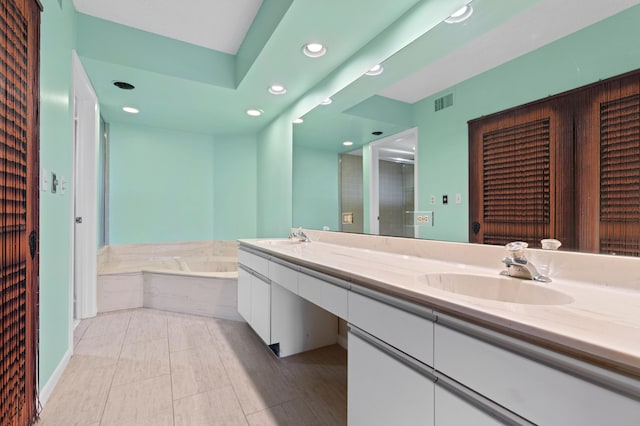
[239, 234, 640, 379]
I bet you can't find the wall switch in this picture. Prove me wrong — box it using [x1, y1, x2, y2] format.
[455, 193, 462, 204]
[40, 167, 49, 191]
[430, 195, 436, 205]
[443, 195, 448, 205]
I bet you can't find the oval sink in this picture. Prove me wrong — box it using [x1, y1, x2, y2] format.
[422, 273, 573, 305]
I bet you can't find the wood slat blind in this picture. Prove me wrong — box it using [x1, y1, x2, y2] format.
[600, 94, 640, 221]
[599, 93, 640, 256]
[481, 119, 551, 246]
[1, 0, 39, 424]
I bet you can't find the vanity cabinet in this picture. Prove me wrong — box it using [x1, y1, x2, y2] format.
[238, 244, 640, 425]
[237, 248, 338, 356]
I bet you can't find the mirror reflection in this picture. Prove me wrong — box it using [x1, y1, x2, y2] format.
[292, 0, 640, 254]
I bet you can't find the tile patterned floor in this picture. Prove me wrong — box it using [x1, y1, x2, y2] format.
[36, 308, 347, 426]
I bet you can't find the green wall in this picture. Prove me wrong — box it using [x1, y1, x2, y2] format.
[257, 116, 293, 238]
[213, 134, 258, 239]
[109, 122, 215, 244]
[108, 124, 259, 243]
[412, 6, 640, 243]
[39, 0, 75, 390]
[292, 145, 339, 232]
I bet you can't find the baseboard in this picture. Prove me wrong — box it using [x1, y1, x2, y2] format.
[38, 348, 72, 408]
[337, 333, 348, 350]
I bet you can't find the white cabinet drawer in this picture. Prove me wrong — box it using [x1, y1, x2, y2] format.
[269, 260, 298, 293]
[298, 272, 348, 318]
[348, 290, 434, 366]
[434, 320, 640, 425]
[238, 248, 269, 277]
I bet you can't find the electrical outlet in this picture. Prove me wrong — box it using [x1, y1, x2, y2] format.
[59, 176, 67, 194]
[430, 195, 436, 205]
[443, 195, 448, 205]
[455, 193, 462, 204]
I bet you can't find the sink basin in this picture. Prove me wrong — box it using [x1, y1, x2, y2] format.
[422, 273, 573, 305]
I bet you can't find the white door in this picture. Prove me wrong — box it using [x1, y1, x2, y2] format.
[71, 52, 98, 322]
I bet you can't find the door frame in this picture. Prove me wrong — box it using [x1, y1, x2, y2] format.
[367, 127, 419, 237]
[70, 52, 99, 335]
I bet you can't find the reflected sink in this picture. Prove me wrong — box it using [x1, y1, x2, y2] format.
[257, 239, 308, 246]
[422, 273, 573, 305]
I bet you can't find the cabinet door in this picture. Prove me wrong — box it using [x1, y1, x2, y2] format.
[250, 274, 271, 345]
[348, 328, 435, 426]
[575, 73, 640, 255]
[237, 267, 252, 322]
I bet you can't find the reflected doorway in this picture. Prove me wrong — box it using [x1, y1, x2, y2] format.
[339, 128, 418, 237]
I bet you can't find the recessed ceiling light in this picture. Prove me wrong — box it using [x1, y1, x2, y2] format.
[303, 43, 327, 58]
[246, 108, 263, 117]
[320, 98, 332, 105]
[394, 138, 404, 142]
[113, 81, 135, 90]
[365, 64, 384, 76]
[445, 4, 473, 23]
[122, 106, 139, 114]
[343, 141, 354, 146]
[293, 118, 304, 124]
[268, 84, 287, 95]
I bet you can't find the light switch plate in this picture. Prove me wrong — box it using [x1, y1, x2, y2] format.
[40, 167, 49, 191]
[455, 193, 462, 204]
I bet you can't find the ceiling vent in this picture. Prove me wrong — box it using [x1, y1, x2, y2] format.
[435, 93, 454, 112]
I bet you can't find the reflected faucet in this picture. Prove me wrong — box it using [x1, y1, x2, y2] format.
[500, 241, 551, 283]
[288, 227, 311, 242]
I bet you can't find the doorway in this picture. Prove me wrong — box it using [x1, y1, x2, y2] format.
[71, 52, 99, 324]
[339, 128, 418, 237]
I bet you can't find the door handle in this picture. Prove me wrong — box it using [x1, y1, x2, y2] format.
[75, 217, 83, 224]
[29, 230, 37, 259]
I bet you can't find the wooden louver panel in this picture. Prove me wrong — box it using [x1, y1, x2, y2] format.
[482, 118, 551, 227]
[1, 0, 39, 424]
[600, 94, 640, 221]
[599, 94, 640, 256]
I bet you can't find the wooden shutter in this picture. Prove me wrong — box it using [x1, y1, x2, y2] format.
[1, 0, 40, 424]
[469, 100, 574, 248]
[576, 73, 640, 255]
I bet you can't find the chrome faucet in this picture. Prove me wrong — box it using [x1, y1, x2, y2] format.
[288, 227, 311, 242]
[500, 241, 551, 283]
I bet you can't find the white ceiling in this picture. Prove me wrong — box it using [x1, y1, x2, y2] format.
[72, 0, 263, 54]
[380, 0, 640, 103]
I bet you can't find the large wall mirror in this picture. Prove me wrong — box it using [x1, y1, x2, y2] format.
[292, 0, 640, 255]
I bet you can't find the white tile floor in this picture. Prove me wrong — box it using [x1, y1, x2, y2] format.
[37, 308, 347, 426]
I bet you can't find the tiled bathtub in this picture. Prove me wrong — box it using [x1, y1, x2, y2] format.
[97, 240, 242, 320]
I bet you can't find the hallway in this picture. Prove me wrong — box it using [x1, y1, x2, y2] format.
[37, 309, 347, 425]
